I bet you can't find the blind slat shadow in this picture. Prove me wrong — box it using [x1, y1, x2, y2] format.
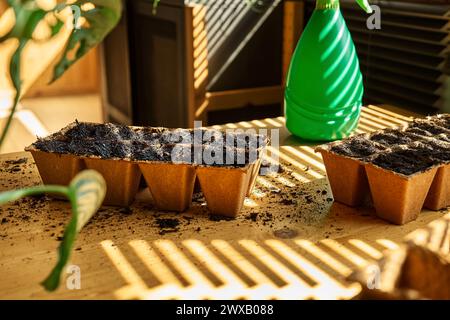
[100, 237, 393, 300]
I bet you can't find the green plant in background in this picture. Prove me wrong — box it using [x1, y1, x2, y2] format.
[0, 170, 106, 291]
[0, 0, 122, 147]
[0, 0, 268, 148]
[0, 0, 114, 292]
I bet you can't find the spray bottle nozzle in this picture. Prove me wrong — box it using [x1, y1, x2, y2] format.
[356, 0, 373, 14]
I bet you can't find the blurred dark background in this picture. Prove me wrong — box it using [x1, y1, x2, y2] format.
[101, 0, 450, 127]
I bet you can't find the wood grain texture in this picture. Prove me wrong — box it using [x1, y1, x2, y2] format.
[0, 107, 448, 300]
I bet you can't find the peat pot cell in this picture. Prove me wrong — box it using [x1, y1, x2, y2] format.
[138, 163, 196, 212]
[29, 150, 85, 186]
[84, 158, 141, 207]
[316, 135, 386, 207]
[318, 149, 370, 207]
[196, 166, 250, 217]
[424, 164, 450, 211]
[365, 164, 438, 225]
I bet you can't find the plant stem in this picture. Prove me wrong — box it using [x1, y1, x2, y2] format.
[0, 185, 68, 205]
[0, 86, 20, 148]
[0, 39, 27, 148]
[22, 185, 69, 196]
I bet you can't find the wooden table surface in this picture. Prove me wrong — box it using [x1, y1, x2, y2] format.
[0, 105, 448, 300]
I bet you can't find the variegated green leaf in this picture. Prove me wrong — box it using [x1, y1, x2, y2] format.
[41, 170, 106, 291]
[51, 0, 122, 82]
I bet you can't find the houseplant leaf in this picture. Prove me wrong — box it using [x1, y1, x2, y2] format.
[0, 1, 122, 148]
[41, 169, 106, 291]
[51, 0, 122, 82]
[0, 0, 47, 146]
[0, 181, 67, 204]
[0, 169, 106, 291]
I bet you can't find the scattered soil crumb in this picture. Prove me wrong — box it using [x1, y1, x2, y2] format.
[279, 198, 296, 205]
[119, 207, 132, 215]
[209, 215, 234, 222]
[155, 218, 180, 235]
[5, 158, 27, 165]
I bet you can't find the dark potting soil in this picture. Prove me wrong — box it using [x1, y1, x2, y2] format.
[412, 140, 450, 162]
[65, 121, 138, 141]
[324, 114, 450, 175]
[33, 137, 71, 154]
[369, 129, 416, 146]
[5, 158, 27, 165]
[131, 142, 173, 162]
[409, 121, 450, 136]
[330, 136, 387, 159]
[61, 122, 268, 149]
[154, 218, 181, 235]
[404, 127, 434, 137]
[198, 145, 260, 167]
[405, 127, 450, 142]
[246, 212, 258, 222]
[155, 218, 180, 229]
[220, 132, 268, 149]
[372, 148, 439, 175]
[131, 143, 257, 167]
[69, 139, 133, 159]
[209, 214, 234, 221]
[163, 129, 268, 149]
[434, 134, 450, 143]
[429, 114, 450, 129]
[31, 122, 266, 166]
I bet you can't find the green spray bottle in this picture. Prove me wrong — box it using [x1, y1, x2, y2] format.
[285, 0, 372, 141]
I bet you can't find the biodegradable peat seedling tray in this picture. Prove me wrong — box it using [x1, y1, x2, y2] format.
[317, 134, 388, 207]
[316, 114, 450, 225]
[350, 242, 450, 300]
[25, 122, 268, 217]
